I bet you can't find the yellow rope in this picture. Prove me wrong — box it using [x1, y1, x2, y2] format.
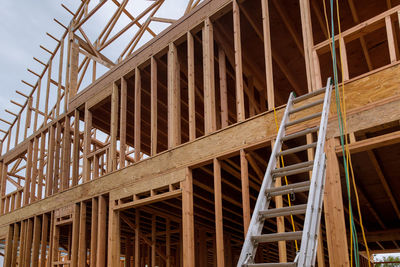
[322, 0, 371, 265]
[334, 0, 371, 265]
[273, 107, 299, 251]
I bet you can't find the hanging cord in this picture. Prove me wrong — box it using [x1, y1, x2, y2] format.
[334, 0, 372, 265]
[273, 107, 299, 252]
[322, 0, 372, 266]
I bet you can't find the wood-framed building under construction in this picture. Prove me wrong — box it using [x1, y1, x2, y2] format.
[0, 0, 399, 266]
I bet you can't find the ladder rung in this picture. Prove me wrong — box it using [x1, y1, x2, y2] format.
[293, 87, 326, 104]
[252, 231, 303, 243]
[271, 161, 314, 174]
[245, 263, 296, 267]
[286, 112, 322, 127]
[282, 126, 319, 142]
[273, 165, 313, 178]
[290, 99, 324, 114]
[277, 142, 317, 157]
[266, 181, 311, 197]
[259, 204, 307, 219]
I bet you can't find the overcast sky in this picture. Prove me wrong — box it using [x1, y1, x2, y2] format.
[0, 0, 190, 141]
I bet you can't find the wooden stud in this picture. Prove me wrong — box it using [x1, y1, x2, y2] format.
[386, 15, 397, 63]
[182, 168, 195, 267]
[324, 138, 350, 266]
[108, 202, 121, 266]
[83, 103, 92, 182]
[4, 224, 14, 267]
[168, 43, 181, 148]
[62, 115, 71, 190]
[134, 68, 141, 162]
[32, 216, 42, 267]
[151, 215, 156, 267]
[261, 0, 275, 109]
[40, 214, 49, 267]
[53, 122, 62, 194]
[213, 158, 225, 267]
[78, 201, 87, 266]
[166, 218, 171, 267]
[71, 203, 80, 267]
[233, 0, 245, 121]
[97, 195, 107, 266]
[24, 140, 33, 205]
[37, 133, 46, 199]
[120, 77, 127, 167]
[135, 209, 140, 267]
[69, 39, 80, 98]
[151, 57, 158, 155]
[24, 218, 34, 266]
[72, 110, 80, 186]
[187, 32, 196, 140]
[44, 60, 52, 125]
[46, 125, 55, 197]
[56, 40, 64, 117]
[203, 18, 216, 134]
[218, 47, 228, 128]
[240, 149, 250, 235]
[339, 38, 350, 81]
[110, 82, 119, 170]
[11, 223, 20, 266]
[91, 197, 99, 266]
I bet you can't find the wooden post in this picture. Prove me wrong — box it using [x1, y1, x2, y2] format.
[97, 195, 107, 266]
[203, 18, 216, 134]
[187, 32, 196, 141]
[233, 0, 245, 121]
[339, 38, 350, 81]
[110, 82, 119, 170]
[40, 214, 49, 267]
[37, 133, 46, 199]
[30, 137, 39, 202]
[54, 122, 62, 194]
[261, 0, 275, 109]
[151, 57, 158, 155]
[168, 43, 181, 148]
[62, 115, 71, 190]
[108, 203, 120, 266]
[78, 202, 87, 265]
[56, 39, 64, 117]
[4, 224, 13, 267]
[91, 197, 99, 266]
[24, 218, 34, 266]
[299, 0, 316, 91]
[182, 168, 195, 267]
[134, 68, 142, 162]
[83, 103, 92, 182]
[240, 149, 250, 235]
[324, 138, 350, 267]
[151, 215, 156, 267]
[120, 78, 127, 167]
[213, 158, 225, 267]
[46, 126, 55, 196]
[24, 140, 33, 205]
[69, 38, 80, 98]
[166, 218, 171, 267]
[32, 216, 42, 267]
[11, 222, 20, 267]
[218, 47, 228, 128]
[72, 109, 80, 186]
[386, 16, 397, 63]
[135, 209, 140, 267]
[71, 203, 80, 267]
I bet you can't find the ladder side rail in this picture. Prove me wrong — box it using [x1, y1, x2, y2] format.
[297, 78, 332, 265]
[307, 157, 327, 266]
[237, 92, 295, 266]
[303, 153, 327, 266]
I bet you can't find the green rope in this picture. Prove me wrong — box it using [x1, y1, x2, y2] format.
[329, 0, 360, 266]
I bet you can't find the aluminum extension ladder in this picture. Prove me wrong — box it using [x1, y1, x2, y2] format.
[237, 78, 333, 267]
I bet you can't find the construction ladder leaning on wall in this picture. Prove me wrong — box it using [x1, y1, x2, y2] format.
[237, 78, 333, 267]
